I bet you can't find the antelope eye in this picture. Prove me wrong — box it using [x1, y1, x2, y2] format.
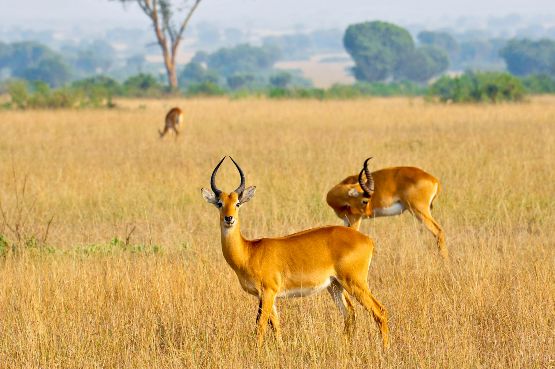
[216, 201, 223, 208]
[235, 202, 241, 208]
[361, 199, 369, 205]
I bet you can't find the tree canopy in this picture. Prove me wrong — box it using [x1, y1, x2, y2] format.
[0, 42, 72, 87]
[344, 21, 449, 83]
[396, 46, 449, 83]
[500, 39, 555, 76]
[344, 21, 414, 82]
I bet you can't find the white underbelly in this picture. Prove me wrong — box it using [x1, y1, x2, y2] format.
[372, 202, 405, 217]
[277, 277, 332, 298]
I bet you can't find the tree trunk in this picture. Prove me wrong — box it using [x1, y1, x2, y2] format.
[164, 59, 178, 91]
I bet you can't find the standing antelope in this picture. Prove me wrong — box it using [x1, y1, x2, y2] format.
[326, 158, 447, 258]
[201, 156, 389, 348]
[159, 107, 183, 138]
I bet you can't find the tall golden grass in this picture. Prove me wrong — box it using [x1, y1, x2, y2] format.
[0, 97, 554, 368]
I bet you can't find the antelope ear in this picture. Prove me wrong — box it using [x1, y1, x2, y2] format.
[239, 186, 256, 204]
[201, 188, 218, 204]
[348, 188, 360, 197]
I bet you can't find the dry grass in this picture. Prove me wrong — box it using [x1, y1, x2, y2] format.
[0, 97, 554, 368]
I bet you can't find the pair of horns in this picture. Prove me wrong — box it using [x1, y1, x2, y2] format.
[358, 157, 374, 197]
[210, 156, 246, 196]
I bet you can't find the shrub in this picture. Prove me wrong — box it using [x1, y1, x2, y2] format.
[5, 79, 115, 109]
[520, 74, 555, 94]
[430, 71, 525, 103]
[185, 81, 226, 96]
[122, 73, 165, 97]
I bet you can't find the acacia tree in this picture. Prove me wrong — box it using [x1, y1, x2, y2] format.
[113, 0, 203, 90]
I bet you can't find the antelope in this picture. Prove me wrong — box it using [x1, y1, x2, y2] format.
[326, 158, 447, 258]
[159, 107, 183, 138]
[201, 157, 389, 348]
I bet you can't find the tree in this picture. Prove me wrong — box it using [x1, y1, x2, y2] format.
[178, 61, 219, 86]
[20, 57, 72, 87]
[123, 73, 163, 96]
[0, 42, 73, 87]
[396, 46, 449, 83]
[269, 71, 292, 88]
[500, 39, 555, 77]
[205, 44, 281, 76]
[417, 31, 459, 60]
[112, 0, 203, 90]
[344, 21, 414, 82]
[430, 71, 525, 103]
[226, 73, 256, 90]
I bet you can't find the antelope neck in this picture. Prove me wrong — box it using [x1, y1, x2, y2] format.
[220, 220, 250, 270]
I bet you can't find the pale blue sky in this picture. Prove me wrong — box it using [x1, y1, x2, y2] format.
[1, 0, 554, 30]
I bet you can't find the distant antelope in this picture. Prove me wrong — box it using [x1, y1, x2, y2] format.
[201, 156, 389, 348]
[159, 107, 183, 138]
[327, 158, 447, 258]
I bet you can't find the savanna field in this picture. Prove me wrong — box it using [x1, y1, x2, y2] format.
[0, 97, 554, 368]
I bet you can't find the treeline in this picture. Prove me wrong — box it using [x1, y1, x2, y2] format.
[2, 71, 555, 109]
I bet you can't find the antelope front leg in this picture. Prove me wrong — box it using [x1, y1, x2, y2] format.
[256, 289, 277, 348]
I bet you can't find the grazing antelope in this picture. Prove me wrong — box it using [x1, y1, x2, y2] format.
[159, 107, 183, 138]
[201, 157, 389, 348]
[326, 158, 447, 258]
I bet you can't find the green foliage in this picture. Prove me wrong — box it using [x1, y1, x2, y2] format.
[76, 238, 162, 256]
[454, 38, 506, 70]
[122, 73, 164, 97]
[179, 62, 220, 87]
[263, 34, 312, 60]
[266, 81, 425, 100]
[71, 76, 119, 107]
[396, 46, 449, 83]
[0, 234, 10, 256]
[184, 81, 226, 96]
[344, 21, 449, 83]
[418, 31, 459, 58]
[6, 80, 29, 109]
[204, 44, 281, 76]
[500, 39, 555, 77]
[0, 42, 73, 87]
[430, 71, 525, 103]
[21, 57, 73, 87]
[226, 73, 256, 90]
[520, 74, 555, 94]
[344, 21, 415, 82]
[6, 79, 115, 109]
[269, 71, 293, 88]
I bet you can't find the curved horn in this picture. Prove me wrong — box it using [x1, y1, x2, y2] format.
[362, 157, 374, 192]
[229, 156, 246, 195]
[211, 156, 226, 196]
[358, 157, 374, 197]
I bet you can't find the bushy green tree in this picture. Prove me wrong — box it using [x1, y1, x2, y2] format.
[205, 44, 281, 76]
[418, 31, 459, 59]
[269, 71, 293, 88]
[20, 57, 72, 87]
[520, 74, 555, 93]
[122, 73, 164, 97]
[396, 46, 449, 83]
[178, 61, 219, 86]
[343, 21, 414, 82]
[500, 39, 555, 76]
[226, 73, 256, 90]
[430, 71, 525, 102]
[0, 42, 72, 87]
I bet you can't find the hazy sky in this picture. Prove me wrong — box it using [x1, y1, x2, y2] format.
[1, 0, 554, 30]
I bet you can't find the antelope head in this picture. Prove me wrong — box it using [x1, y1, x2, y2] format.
[346, 157, 375, 217]
[201, 156, 256, 229]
